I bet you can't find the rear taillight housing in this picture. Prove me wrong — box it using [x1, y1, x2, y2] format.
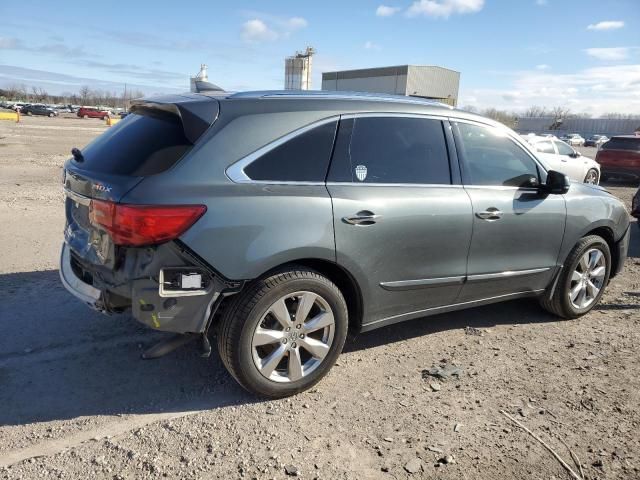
[89, 200, 206, 246]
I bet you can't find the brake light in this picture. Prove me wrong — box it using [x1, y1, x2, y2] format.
[89, 200, 206, 246]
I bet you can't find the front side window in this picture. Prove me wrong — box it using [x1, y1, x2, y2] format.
[455, 123, 540, 187]
[328, 116, 451, 184]
[244, 120, 338, 182]
[554, 141, 574, 156]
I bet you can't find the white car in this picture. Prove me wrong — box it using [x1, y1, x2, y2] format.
[560, 133, 585, 146]
[524, 135, 601, 184]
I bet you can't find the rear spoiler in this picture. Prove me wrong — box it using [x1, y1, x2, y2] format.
[130, 94, 220, 144]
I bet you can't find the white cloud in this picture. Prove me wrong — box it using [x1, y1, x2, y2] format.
[535, 0, 547, 5]
[241, 19, 278, 43]
[585, 47, 631, 61]
[461, 64, 640, 115]
[286, 17, 308, 30]
[0, 37, 20, 49]
[587, 20, 624, 31]
[241, 16, 308, 43]
[406, 0, 484, 18]
[536, 64, 550, 70]
[376, 5, 401, 16]
[364, 41, 381, 50]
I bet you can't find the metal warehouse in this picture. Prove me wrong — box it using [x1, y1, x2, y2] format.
[321, 65, 460, 106]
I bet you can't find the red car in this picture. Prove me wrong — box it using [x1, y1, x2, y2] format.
[77, 106, 111, 120]
[596, 135, 640, 182]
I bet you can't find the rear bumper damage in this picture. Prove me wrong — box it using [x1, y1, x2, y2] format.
[59, 241, 241, 334]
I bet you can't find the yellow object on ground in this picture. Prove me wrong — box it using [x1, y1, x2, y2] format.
[0, 111, 19, 122]
[105, 117, 121, 126]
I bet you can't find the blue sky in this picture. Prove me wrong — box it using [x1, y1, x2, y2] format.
[1, 0, 638, 114]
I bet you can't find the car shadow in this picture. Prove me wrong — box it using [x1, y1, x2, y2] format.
[0, 263, 633, 428]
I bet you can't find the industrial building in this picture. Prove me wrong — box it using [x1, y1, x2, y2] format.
[284, 47, 315, 90]
[322, 65, 460, 106]
[189, 64, 224, 93]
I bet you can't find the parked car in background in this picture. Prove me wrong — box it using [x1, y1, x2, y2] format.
[21, 104, 58, 117]
[540, 133, 559, 140]
[584, 135, 609, 148]
[596, 136, 640, 182]
[560, 133, 585, 146]
[77, 106, 110, 120]
[119, 111, 130, 119]
[60, 91, 629, 397]
[524, 135, 601, 184]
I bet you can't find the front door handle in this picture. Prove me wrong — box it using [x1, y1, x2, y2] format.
[476, 208, 503, 221]
[343, 210, 381, 225]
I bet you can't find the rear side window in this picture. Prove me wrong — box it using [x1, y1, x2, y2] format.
[455, 122, 540, 187]
[602, 138, 640, 151]
[77, 112, 191, 176]
[244, 120, 338, 182]
[328, 116, 451, 184]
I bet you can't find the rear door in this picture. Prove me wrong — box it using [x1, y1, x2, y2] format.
[452, 120, 566, 302]
[327, 114, 473, 326]
[553, 140, 586, 180]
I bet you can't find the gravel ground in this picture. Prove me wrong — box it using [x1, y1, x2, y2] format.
[1, 116, 639, 480]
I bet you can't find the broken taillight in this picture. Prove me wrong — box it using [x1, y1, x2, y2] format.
[89, 200, 206, 246]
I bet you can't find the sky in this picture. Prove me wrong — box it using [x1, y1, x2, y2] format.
[1, 0, 639, 115]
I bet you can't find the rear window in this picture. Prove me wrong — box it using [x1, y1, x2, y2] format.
[75, 111, 192, 176]
[602, 138, 640, 151]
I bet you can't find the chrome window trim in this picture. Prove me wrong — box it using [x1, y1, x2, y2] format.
[326, 182, 463, 188]
[225, 116, 340, 184]
[340, 112, 448, 121]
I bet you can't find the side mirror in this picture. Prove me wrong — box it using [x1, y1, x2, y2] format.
[543, 170, 570, 194]
[569, 151, 581, 158]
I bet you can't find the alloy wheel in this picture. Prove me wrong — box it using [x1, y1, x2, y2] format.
[251, 291, 335, 383]
[585, 170, 599, 184]
[568, 248, 606, 309]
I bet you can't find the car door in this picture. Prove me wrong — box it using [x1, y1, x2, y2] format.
[452, 121, 566, 302]
[553, 140, 587, 180]
[327, 114, 473, 326]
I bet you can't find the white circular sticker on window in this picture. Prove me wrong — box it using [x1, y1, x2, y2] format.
[355, 165, 368, 182]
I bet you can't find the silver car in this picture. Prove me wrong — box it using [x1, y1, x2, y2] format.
[60, 91, 630, 397]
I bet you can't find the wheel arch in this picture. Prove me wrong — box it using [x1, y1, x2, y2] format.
[584, 226, 620, 278]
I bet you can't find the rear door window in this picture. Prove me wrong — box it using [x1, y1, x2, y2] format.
[535, 141, 555, 154]
[243, 120, 338, 182]
[327, 116, 451, 184]
[554, 141, 575, 156]
[75, 111, 192, 176]
[602, 138, 640, 151]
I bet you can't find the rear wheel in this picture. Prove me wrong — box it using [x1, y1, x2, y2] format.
[27, 111, 32, 116]
[48, 112, 54, 118]
[540, 235, 610, 319]
[584, 168, 599, 184]
[217, 267, 348, 398]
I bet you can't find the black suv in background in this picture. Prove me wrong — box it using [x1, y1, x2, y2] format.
[21, 104, 58, 117]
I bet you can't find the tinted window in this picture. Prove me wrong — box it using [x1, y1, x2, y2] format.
[456, 123, 539, 187]
[554, 141, 574, 156]
[602, 138, 640, 151]
[244, 120, 338, 182]
[535, 141, 555, 154]
[76, 111, 192, 176]
[328, 117, 451, 184]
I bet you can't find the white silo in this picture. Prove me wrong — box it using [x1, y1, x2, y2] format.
[284, 47, 315, 90]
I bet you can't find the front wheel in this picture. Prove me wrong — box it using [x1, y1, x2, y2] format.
[217, 267, 348, 398]
[48, 113, 54, 117]
[540, 235, 611, 319]
[584, 168, 599, 184]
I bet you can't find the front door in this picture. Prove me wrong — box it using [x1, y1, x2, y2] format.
[452, 121, 566, 302]
[327, 115, 473, 325]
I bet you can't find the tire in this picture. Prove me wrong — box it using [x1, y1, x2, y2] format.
[540, 235, 611, 319]
[83, 115, 88, 119]
[217, 266, 348, 398]
[584, 168, 599, 185]
[27, 111, 32, 116]
[48, 113, 54, 118]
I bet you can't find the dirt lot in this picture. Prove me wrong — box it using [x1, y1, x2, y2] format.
[1, 115, 639, 480]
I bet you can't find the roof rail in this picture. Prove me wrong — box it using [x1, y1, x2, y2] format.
[227, 90, 453, 108]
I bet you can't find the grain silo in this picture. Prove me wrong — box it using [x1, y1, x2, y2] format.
[284, 47, 315, 90]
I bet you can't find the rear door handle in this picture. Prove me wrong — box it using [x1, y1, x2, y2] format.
[476, 208, 503, 221]
[343, 211, 381, 225]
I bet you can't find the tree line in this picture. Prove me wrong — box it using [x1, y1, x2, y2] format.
[0, 84, 145, 109]
[462, 105, 640, 129]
